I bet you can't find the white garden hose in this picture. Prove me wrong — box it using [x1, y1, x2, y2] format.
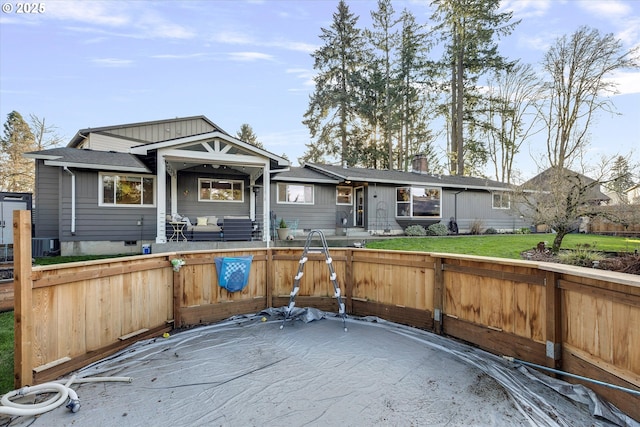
[0, 375, 132, 417]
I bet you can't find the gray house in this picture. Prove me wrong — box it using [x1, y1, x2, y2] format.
[25, 116, 529, 255]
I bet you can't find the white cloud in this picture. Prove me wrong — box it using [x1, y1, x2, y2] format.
[91, 58, 133, 67]
[286, 68, 315, 88]
[227, 52, 274, 62]
[213, 31, 255, 45]
[605, 70, 640, 95]
[577, 0, 632, 19]
[500, 0, 552, 19]
[47, 1, 131, 26]
[151, 53, 209, 60]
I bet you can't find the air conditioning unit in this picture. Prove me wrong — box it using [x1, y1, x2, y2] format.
[32, 238, 60, 257]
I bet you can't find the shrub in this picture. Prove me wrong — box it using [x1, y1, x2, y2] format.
[469, 219, 484, 235]
[517, 227, 531, 234]
[427, 223, 448, 236]
[404, 224, 426, 236]
[558, 244, 604, 267]
[484, 228, 498, 234]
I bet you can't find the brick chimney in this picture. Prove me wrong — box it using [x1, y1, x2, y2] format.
[412, 154, 429, 174]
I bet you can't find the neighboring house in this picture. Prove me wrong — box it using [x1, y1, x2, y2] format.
[25, 115, 529, 256]
[626, 183, 640, 205]
[523, 168, 611, 205]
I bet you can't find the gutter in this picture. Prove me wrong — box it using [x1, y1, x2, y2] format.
[63, 167, 76, 235]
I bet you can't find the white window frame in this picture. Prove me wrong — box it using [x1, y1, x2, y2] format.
[492, 191, 510, 209]
[198, 178, 244, 203]
[277, 183, 314, 204]
[336, 186, 353, 205]
[396, 186, 441, 218]
[98, 173, 156, 207]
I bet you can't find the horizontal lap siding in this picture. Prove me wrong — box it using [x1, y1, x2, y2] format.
[34, 162, 60, 238]
[60, 170, 157, 241]
[271, 184, 337, 231]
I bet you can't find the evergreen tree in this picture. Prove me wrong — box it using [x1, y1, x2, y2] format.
[1, 111, 36, 192]
[431, 0, 518, 176]
[236, 123, 264, 149]
[366, 0, 402, 169]
[395, 9, 436, 171]
[302, 0, 371, 167]
[608, 156, 635, 203]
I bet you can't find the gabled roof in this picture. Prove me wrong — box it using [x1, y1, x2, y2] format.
[523, 167, 610, 202]
[271, 166, 340, 184]
[68, 115, 228, 148]
[278, 163, 512, 191]
[24, 147, 151, 173]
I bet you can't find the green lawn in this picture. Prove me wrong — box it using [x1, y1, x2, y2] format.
[0, 311, 13, 394]
[0, 233, 637, 395]
[365, 233, 639, 259]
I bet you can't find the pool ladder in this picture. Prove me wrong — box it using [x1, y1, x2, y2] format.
[280, 230, 348, 331]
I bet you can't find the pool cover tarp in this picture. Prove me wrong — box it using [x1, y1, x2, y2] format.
[2, 308, 637, 427]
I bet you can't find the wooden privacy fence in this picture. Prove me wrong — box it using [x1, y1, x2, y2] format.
[12, 210, 640, 421]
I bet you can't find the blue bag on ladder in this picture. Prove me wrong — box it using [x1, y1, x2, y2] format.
[214, 256, 253, 292]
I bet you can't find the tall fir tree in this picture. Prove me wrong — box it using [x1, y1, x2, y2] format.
[431, 0, 518, 176]
[302, 0, 371, 167]
[236, 123, 264, 149]
[1, 111, 36, 192]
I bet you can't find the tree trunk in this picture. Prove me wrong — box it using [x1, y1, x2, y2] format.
[551, 229, 568, 254]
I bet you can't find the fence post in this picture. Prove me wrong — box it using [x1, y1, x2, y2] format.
[266, 248, 273, 308]
[13, 210, 33, 387]
[345, 249, 353, 314]
[172, 255, 182, 329]
[545, 271, 562, 372]
[433, 256, 444, 334]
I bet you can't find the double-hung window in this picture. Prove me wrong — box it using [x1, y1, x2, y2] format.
[492, 192, 510, 209]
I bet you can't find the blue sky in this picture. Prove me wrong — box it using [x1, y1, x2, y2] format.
[1, 0, 638, 181]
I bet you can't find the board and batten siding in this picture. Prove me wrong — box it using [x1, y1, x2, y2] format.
[33, 161, 61, 239]
[171, 172, 253, 221]
[102, 117, 216, 144]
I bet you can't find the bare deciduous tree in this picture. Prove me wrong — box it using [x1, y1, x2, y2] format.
[483, 62, 542, 184]
[540, 26, 639, 171]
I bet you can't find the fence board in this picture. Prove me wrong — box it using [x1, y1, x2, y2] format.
[10, 215, 640, 420]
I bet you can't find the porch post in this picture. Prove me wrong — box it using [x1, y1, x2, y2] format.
[170, 175, 178, 215]
[156, 152, 167, 243]
[264, 162, 271, 246]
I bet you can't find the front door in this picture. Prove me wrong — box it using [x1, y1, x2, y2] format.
[355, 187, 364, 227]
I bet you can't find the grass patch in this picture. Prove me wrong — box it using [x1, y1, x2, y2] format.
[33, 253, 133, 266]
[365, 233, 639, 259]
[0, 311, 13, 394]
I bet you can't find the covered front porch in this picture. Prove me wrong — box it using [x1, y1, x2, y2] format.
[129, 131, 289, 245]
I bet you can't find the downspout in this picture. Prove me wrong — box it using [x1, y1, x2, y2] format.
[63, 167, 76, 235]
